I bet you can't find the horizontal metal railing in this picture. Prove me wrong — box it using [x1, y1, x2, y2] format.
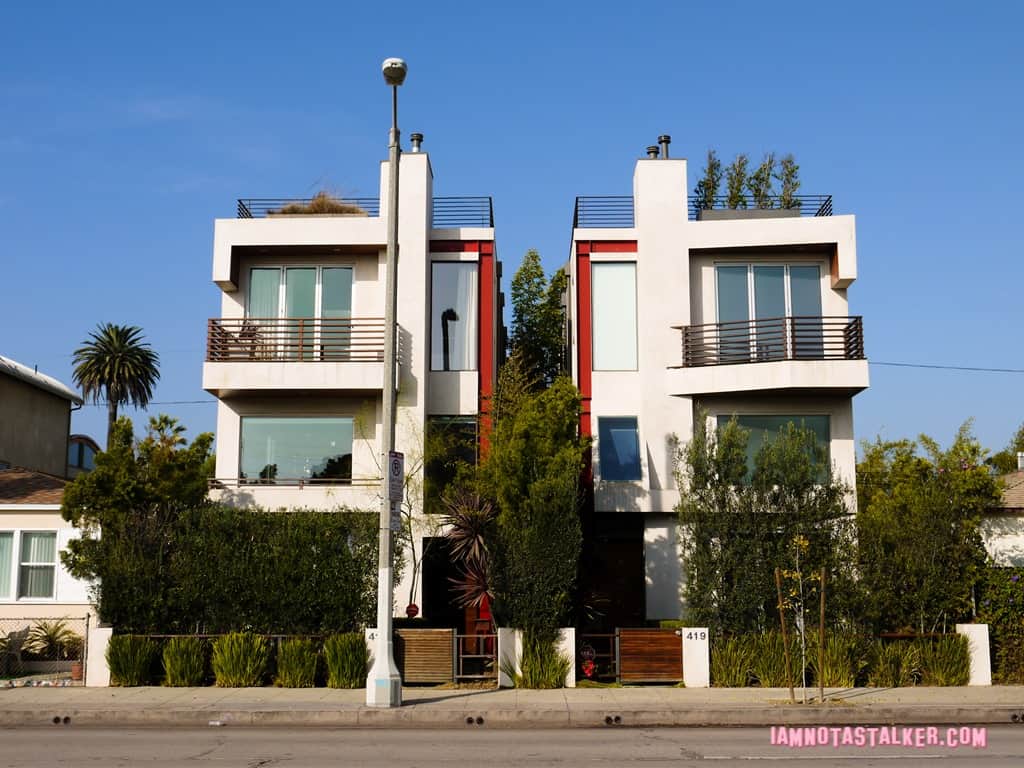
[674, 316, 864, 368]
[206, 317, 391, 363]
[432, 196, 494, 228]
[572, 195, 834, 228]
[456, 633, 497, 681]
[237, 198, 380, 218]
[688, 194, 833, 219]
[573, 196, 634, 228]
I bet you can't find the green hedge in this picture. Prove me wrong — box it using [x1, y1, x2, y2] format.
[978, 566, 1024, 684]
[100, 505, 378, 634]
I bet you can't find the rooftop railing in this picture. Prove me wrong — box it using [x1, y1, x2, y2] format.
[431, 196, 494, 228]
[572, 195, 833, 228]
[236, 196, 494, 227]
[673, 315, 864, 368]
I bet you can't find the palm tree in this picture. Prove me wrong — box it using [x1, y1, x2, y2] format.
[72, 323, 160, 448]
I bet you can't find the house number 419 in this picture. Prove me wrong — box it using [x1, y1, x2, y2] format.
[685, 631, 707, 641]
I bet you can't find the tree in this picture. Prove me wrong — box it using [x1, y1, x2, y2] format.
[693, 149, 723, 210]
[72, 323, 160, 448]
[675, 416, 856, 635]
[478, 354, 588, 650]
[986, 421, 1024, 475]
[746, 152, 776, 209]
[61, 416, 213, 630]
[856, 423, 999, 634]
[725, 154, 749, 209]
[509, 250, 569, 388]
[775, 154, 801, 209]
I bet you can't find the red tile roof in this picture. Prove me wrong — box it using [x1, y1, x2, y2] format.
[0, 468, 67, 505]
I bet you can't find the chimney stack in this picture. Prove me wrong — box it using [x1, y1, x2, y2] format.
[1017, 451, 1024, 471]
[646, 145, 660, 159]
[658, 134, 671, 159]
[410, 132, 423, 153]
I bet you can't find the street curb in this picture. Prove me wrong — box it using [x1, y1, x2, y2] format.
[2, 706, 1023, 729]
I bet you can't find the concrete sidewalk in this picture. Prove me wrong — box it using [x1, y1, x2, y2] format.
[1, 685, 1022, 728]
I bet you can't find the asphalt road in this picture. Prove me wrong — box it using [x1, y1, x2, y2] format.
[2, 726, 1023, 767]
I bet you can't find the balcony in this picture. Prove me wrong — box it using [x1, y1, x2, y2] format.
[203, 318, 399, 395]
[208, 476, 381, 510]
[666, 316, 868, 396]
[572, 195, 832, 228]
[236, 196, 494, 227]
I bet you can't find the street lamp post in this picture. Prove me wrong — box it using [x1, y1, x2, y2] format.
[366, 56, 407, 708]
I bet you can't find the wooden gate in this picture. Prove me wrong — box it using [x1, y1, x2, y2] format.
[617, 628, 682, 683]
[394, 628, 454, 684]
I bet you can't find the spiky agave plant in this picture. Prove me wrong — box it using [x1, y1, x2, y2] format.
[442, 489, 496, 608]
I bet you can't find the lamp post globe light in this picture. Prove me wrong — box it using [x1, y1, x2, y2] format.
[366, 56, 407, 708]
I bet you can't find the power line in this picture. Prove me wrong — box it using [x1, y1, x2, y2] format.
[871, 361, 1024, 374]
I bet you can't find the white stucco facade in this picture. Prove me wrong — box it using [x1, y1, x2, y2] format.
[203, 151, 499, 619]
[568, 153, 868, 622]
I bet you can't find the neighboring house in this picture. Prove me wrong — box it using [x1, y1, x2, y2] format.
[982, 458, 1024, 567]
[0, 355, 83, 477]
[66, 435, 100, 479]
[203, 139, 502, 625]
[566, 140, 868, 626]
[0, 468, 93, 620]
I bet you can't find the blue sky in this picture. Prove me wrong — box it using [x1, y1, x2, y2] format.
[2, 1, 1022, 455]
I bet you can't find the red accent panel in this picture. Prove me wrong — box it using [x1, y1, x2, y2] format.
[478, 244, 495, 455]
[590, 240, 637, 253]
[430, 240, 480, 253]
[576, 243, 592, 438]
[576, 241, 591, 255]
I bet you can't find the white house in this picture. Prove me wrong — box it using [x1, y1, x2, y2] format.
[566, 138, 869, 625]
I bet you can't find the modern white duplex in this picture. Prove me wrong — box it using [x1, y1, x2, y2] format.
[567, 138, 869, 627]
[202, 138, 501, 624]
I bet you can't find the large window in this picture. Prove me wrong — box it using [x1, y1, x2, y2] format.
[248, 266, 354, 360]
[716, 264, 822, 362]
[431, 262, 478, 371]
[18, 532, 56, 599]
[716, 414, 830, 477]
[240, 417, 354, 484]
[591, 262, 637, 370]
[424, 417, 478, 514]
[598, 417, 642, 482]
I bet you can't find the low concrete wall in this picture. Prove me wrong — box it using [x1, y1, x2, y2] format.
[682, 627, 710, 688]
[955, 624, 992, 686]
[85, 625, 112, 687]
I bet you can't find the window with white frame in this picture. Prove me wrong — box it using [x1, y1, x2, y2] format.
[715, 264, 822, 362]
[0, 531, 60, 601]
[247, 266, 354, 361]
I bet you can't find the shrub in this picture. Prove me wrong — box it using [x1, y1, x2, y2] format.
[808, 632, 870, 688]
[107, 635, 159, 686]
[751, 632, 800, 688]
[27, 619, 78, 659]
[212, 632, 269, 687]
[916, 635, 970, 686]
[867, 641, 920, 687]
[978, 567, 1024, 684]
[162, 637, 206, 687]
[710, 635, 754, 687]
[275, 638, 318, 688]
[514, 634, 571, 689]
[269, 192, 368, 216]
[324, 633, 368, 689]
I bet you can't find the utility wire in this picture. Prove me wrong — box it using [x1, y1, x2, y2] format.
[870, 361, 1024, 374]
